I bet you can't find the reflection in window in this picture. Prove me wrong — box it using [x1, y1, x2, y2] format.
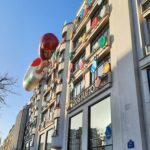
[90, 55, 110, 84]
[38, 134, 45, 150]
[45, 129, 53, 150]
[68, 113, 83, 150]
[89, 97, 112, 150]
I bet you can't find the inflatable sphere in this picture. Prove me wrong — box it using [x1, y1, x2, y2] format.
[39, 33, 59, 60]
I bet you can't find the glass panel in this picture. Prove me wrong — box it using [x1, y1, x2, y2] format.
[49, 105, 54, 121]
[147, 69, 150, 92]
[25, 142, 30, 150]
[97, 65, 103, 77]
[38, 134, 45, 150]
[89, 97, 112, 150]
[45, 129, 53, 150]
[147, 18, 150, 36]
[68, 113, 83, 150]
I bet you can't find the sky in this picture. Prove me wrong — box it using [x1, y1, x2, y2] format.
[0, 0, 82, 142]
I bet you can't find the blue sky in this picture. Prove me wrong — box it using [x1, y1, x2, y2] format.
[0, 0, 82, 142]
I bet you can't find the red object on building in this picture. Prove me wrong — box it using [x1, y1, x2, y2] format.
[91, 16, 99, 28]
[79, 60, 85, 70]
[39, 33, 59, 60]
[84, 7, 89, 17]
[95, 76, 102, 88]
[69, 62, 73, 71]
[31, 58, 41, 67]
[61, 38, 66, 44]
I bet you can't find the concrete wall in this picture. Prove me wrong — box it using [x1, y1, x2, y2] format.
[109, 0, 146, 149]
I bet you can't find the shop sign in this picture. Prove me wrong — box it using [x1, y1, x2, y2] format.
[72, 84, 97, 106]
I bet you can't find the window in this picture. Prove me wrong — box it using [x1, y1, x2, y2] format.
[45, 129, 53, 150]
[147, 17, 150, 37]
[56, 93, 61, 107]
[38, 134, 45, 150]
[41, 110, 48, 122]
[90, 26, 109, 53]
[68, 113, 83, 150]
[73, 28, 86, 49]
[90, 55, 110, 84]
[89, 97, 112, 150]
[73, 79, 84, 98]
[25, 142, 30, 150]
[73, 52, 85, 72]
[147, 68, 150, 91]
[60, 51, 65, 62]
[49, 105, 54, 121]
[58, 70, 63, 82]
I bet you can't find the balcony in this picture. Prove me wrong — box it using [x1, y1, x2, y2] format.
[60, 42, 66, 53]
[56, 84, 63, 94]
[69, 72, 112, 110]
[141, 0, 150, 17]
[87, 15, 109, 42]
[71, 37, 110, 82]
[58, 62, 64, 72]
[73, 0, 100, 40]
[72, 15, 109, 62]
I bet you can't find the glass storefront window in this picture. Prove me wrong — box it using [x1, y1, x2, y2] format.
[89, 97, 112, 150]
[38, 134, 45, 150]
[45, 129, 53, 150]
[68, 112, 83, 150]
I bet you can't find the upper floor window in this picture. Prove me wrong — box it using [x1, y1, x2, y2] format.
[38, 134, 45, 150]
[73, 79, 85, 98]
[73, 52, 85, 72]
[90, 26, 109, 53]
[45, 129, 53, 150]
[41, 110, 48, 122]
[90, 55, 110, 84]
[147, 68, 150, 92]
[68, 112, 83, 150]
[147, 17, 150, 37]
[62, 31, 67, 39]
[56, 93, 61, 107]
[49, 105, 54, 121]
[73, 28, 86, 50]
[58, 70, 64, 82]
[59, 51, 65, 62]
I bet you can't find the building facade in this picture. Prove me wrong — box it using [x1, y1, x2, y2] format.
[64, 0, 150, 150]
[0, 105, 28, 150]
[2, 0, 150, 150]
[23, 23, 73, 150]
